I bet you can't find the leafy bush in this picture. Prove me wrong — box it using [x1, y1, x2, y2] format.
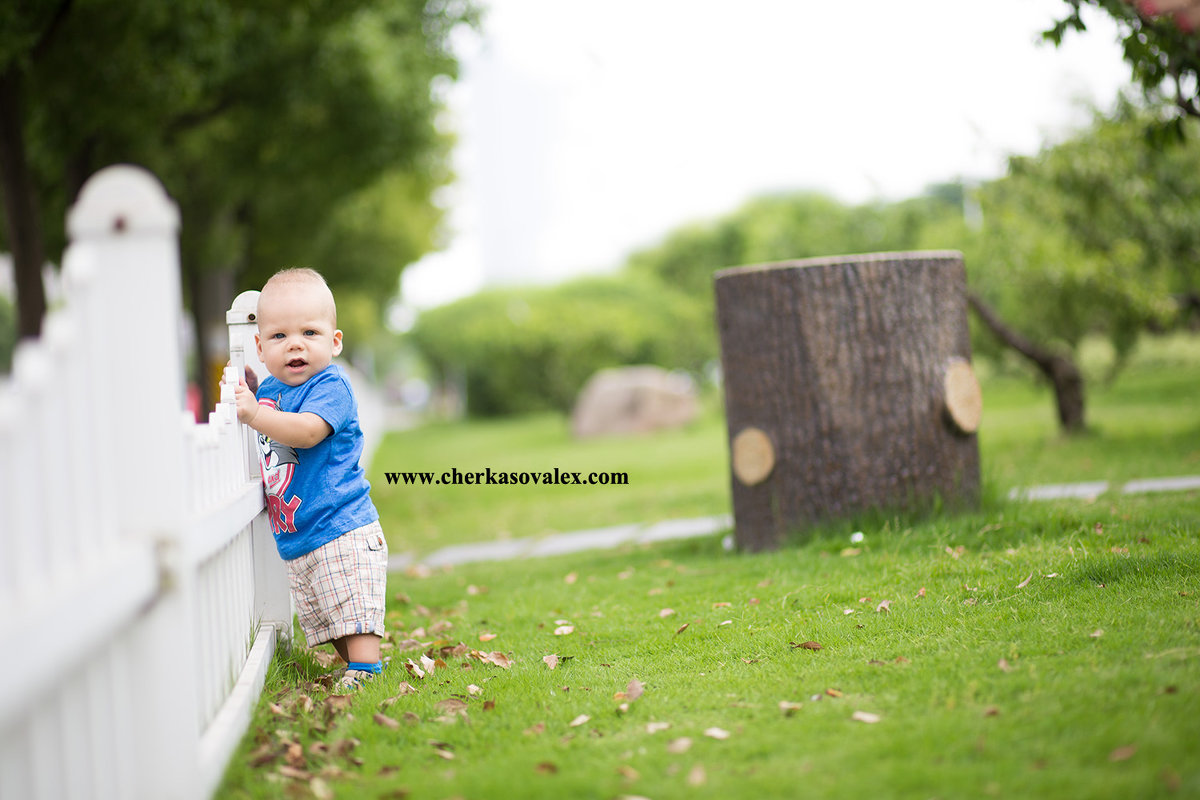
[409, 275, 714, 416]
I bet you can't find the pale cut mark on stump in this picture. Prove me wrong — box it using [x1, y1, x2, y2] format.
[943, 359, 982, 434]
[732, 427, 775, 486]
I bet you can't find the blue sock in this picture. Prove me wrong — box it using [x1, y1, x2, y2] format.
[347, 660, 383, 674]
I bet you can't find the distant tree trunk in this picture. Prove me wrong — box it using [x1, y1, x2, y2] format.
[715, 252, 982, 552]
[0, 69, 47, 340]
[965, 291, 1086, 433]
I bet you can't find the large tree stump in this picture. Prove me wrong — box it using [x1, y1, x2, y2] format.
[714, 251, 981, 551]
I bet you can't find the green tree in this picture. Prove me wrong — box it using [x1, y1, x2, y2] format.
[410, 275, 713, 417]
[1047, 1, 1200, 132]
[1, 0, 474, 396]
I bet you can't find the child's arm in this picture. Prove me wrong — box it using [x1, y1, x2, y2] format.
[233, 378, 332, 449]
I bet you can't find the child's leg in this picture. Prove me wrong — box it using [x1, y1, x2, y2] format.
[336, 633, 381, 665]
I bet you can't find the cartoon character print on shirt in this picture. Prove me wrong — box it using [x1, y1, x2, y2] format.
[256, 397, 302, 535]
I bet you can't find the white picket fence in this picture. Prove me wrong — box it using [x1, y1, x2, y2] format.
[0, 165, 290, 800]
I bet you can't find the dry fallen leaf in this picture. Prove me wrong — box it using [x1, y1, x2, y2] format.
[554, 626, 575, 636]
[984, 706, 1000, 717]
[687, 764, 708, 787]
[479, 633, 497, 642]
[373, 712, 400, 730]
[646, 722, 671, 734]
[1109, 744, 1137, 762]
[617, 765, 640, 781]
[310, 777, 334, 800]
[825, 688, 843, 698]
[420, 654, 438, 673]
[840, 547, 861, 557]
[703, 727, 731, 740]
[875, 600, 891, 614]
[564, 571, 578, 584]
[406, 659, 426, 679]
[435, 698, 468, 715]
[667, 737, 693, 754]
[1017, 573, 1034, 589]
[659, 608, 676, 618]
[625, 678, 645, 701]
[467, 684, 482, 696]
[851, 711, 882, 724]
[779, 701, 803, 716]
[536, 761, 558, 774]
[276, 765, 312, 781]
[474, 650, 513, 668]
[543, 654, 560, 670]
[324, 694, 353, 714]
[310, 649, 340, 668]
[916, 586, 927, 598]
[676, 623, 690, 635]
[1090, 629, 1105, 639]
[569, 714, 590, 728]
[998, 658, 1014, 673]
[466, 583, 487, 595]
[713, 601, 732, 608]
[792, 641, 822, 651]
[524, 722, 546, 736]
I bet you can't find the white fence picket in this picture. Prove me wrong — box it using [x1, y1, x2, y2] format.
[0, 165, 291, 800]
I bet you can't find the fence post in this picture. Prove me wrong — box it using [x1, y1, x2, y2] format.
[65, 164, 201, 798]
[226, 290, 294, 648]
[225, 290, 264, 481]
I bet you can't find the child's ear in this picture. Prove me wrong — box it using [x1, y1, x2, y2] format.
[332, 329, 344, 356]
[255, 333, 263, 360]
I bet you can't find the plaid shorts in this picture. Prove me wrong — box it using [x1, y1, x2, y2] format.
[287, 520, 388, 647]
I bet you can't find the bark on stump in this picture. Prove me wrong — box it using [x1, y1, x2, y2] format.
[715, 251, 981, 552]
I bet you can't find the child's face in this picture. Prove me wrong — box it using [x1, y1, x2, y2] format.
[255, 281, 343, 387]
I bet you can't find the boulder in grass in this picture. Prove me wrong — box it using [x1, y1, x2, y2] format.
[570, 365, 699, 438]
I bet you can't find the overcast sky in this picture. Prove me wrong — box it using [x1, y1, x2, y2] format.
[400, 0, 1134, 311]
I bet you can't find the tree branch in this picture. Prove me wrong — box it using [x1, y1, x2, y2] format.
[967, 291, 1087, 432]
[31, 0, 76, 62]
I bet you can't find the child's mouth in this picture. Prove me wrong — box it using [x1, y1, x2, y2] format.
[287, 358, 307, 370]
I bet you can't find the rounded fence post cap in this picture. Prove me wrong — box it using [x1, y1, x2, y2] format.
[67, 164, 179, 239]
[227, 290, 262, 324]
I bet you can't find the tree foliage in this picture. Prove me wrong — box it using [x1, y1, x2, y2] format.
[409, 276, 714, 416]
[1046, 0, 1200, 133]
[974, 103, 1191, 371]
[1, 0, 474, 378]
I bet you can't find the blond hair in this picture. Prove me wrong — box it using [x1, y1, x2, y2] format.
[260, 267, 337, 326]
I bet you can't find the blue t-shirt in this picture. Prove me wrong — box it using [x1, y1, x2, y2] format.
[254, 364, 378, 560]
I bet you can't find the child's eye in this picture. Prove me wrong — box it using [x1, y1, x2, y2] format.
[271, 333, 285, 339]
[304, 330, 317, 336]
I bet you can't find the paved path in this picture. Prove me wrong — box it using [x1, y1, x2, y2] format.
[388, 514, 731, 571]
[389, 474, 1200, 571]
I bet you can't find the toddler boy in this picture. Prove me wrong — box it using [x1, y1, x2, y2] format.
[229, 267, 387, 691]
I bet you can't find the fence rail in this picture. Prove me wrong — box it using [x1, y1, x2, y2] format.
[0, 165, 290, 800]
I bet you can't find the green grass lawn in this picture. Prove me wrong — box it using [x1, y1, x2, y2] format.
[219, 334, 1200, 798]
[219, 497, 1200, 799]
[370, 335, 1200, 557]
[368, 402, 731, 557]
